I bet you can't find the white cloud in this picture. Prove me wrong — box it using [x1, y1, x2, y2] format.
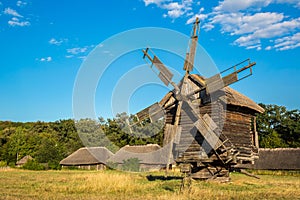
[78, 56, 87, 60]
[265, 46, 272, 50]
[142, 0, 300, 51]
[4, 7, 31, 27]
[186, 13, 207, 24]
[167, 9, 184, 18]
[207, 1, 300, 50]
[38, 57, 52, 62]
[234, 12, 284, 35]
[143, 0, 197, 19]
[66, 45, 95, 59]
[232, 17, 300, 49]
[252, 17, 300, 39]
[8, 17, 30, 27]
[164, 1, 191, 18]
[214, 0, 272, 12]
[67, 47, 88, 55]
[16, 1, 27, 7]
[207, 12, 284, 35]
[162, 2, 183, 10]
[49, 38, 66, 46]
[274, 32, 300, 51]
[245, 44, 262, 50]
[4, 7, 23, 17]
[143, 0, 167, 6]
[275, 0, 300, 9]
[65, 55, 74, 58]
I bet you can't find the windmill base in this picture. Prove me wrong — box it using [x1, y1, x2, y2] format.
[187, 164, 231, 182]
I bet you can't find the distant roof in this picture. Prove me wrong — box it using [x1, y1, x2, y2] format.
[16, 155, 32, 165]
[108, 144, 171, 165]
[60, 147, 114, 166]
[254, 148, 300, 170]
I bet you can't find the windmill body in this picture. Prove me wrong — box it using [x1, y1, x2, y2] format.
[133, 18, 264, 180]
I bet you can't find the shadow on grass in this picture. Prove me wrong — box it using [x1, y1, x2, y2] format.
[146, 175, 182, 181]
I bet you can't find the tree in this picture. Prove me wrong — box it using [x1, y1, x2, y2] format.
[256, 104, 300, 148]
[75, 118, 117, 152]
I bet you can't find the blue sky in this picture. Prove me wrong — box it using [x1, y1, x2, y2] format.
[0, 0, 300, 122]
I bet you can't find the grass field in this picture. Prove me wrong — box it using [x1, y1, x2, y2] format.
[0, 168, 299, 200]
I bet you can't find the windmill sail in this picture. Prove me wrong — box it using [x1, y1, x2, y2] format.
[206, 59, 256, 94]
[136, 102, 164, 123]
[143, 48, 174, 87]
[183, 17, 200, 72]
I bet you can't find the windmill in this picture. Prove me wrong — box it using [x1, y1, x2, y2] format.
[132, 18, 258, 180]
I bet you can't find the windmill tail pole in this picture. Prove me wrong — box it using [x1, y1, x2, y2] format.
[239, 169, 260, 179]
[235, 61, 256, 74]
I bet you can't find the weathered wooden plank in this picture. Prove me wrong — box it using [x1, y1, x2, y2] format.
[149, 103, 164, 122]
[163, 124, 181, 146]
[194, 117, 223, 150]
[205, 74, 221, 85]
[174, 126, 182, 144]
[203, 114, 218, 131]
[136, 106, 150, 121]
[206, 79, 224, 94]
[153, 56, 173, 86]
[223, 72, 238, 86]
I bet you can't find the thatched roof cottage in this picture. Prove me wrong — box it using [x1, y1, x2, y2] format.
[60, 147, 114, 170]
[253, 148, 300, 170]
[16, 155, 33, 167]
[108, 144, 172, 171]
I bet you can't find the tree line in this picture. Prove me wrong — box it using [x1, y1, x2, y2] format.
[0, 103, 299, 169]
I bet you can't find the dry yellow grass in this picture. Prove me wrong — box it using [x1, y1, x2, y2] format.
[0, 168, 299, 200]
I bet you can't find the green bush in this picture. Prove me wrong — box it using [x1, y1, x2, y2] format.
[8, 162, 15, 168]
[122, 158, 140, 172]
[106, 161, 118, 170]
[0, 161, 7, 167]
[48, 161, 61, 170]
[22, 159, 45, 170]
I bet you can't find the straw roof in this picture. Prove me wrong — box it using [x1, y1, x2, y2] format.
[221, 87, 264, 113]
[60, 147, 114, 166]
[254, 148, 300, 170]
[108, 144, 171, 165]
[16, 155, 32, 165]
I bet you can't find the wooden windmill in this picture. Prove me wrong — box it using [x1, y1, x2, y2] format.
[132, 18, 262, 180]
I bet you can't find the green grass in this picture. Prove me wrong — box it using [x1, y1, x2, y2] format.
[0, 168, 299, 200]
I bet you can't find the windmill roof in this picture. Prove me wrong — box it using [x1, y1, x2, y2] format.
[59, 147, 114, 165]
[108, 144, 172, 165]
[160, 74, 264, 114]
[221, 86, 264, 113]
